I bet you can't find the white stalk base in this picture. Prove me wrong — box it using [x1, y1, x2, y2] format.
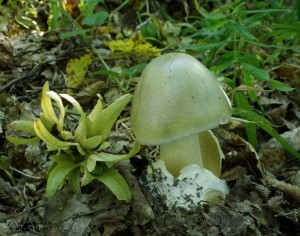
[145, 160, 229, 210]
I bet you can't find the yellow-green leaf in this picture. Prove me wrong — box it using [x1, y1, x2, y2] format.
[104, 32, 160, 58]
[97, 141, 110, 151]
[81, 169, 94, 186]
[87, 95, 103, 122]
[68, 167, 81, 195]
[34, 119, 74, 149]
[86, 157, 96, 173]
[74, 116, 87, 143]
[46, 160, 80, 197]
[89, 142, 140, 163]
[95, 167, 132, 202]
[6, 136, 40, 145]
[46, 91, 66, 135]
[66, 53, 92, 92]
[90, 94, 132, 139]
[7, 120, 36, 135]
[60, 93, 85, 116]
[81, 135, 102, 150]
[41, 82, 58, 126]
[233, 108, 300, 159]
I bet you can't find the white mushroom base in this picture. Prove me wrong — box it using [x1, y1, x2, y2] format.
[144, 160, 229, 210]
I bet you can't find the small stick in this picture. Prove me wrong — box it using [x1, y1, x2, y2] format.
[265, 176, 300, 204]
[0, 64, 46, 92]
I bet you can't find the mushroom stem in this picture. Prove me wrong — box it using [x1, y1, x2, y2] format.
[159, 134, 203, 177]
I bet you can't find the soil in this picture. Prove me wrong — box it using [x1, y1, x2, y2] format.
[0, 22, 300, 236]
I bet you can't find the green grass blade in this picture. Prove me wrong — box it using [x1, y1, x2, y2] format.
[233, 108, 300, 159]
[234, 92, 258, 148]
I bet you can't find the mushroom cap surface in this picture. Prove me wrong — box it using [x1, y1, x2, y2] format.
[131, 53, 231, 145]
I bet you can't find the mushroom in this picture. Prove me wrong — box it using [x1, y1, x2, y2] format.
[131, 53, 231, 178]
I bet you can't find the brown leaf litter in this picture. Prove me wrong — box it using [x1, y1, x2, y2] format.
[0, 32, 300, 236]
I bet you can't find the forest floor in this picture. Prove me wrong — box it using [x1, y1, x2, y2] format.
[0, 1, 300, 235]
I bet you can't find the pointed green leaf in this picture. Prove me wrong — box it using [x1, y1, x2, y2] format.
[6, 136, 40, 145]
[74, 115, 87, 143]
[41, 82, 58, 126]
[60, 93, 85, 116]
[86, 95, 103, 138]
[46, 160, 80, 197]
[182, 41, 228, 52]
[49, 153, 71, 163]
[34, 119, 75, 149]
[243, 64, 295, 91]
[91, 94, 132, 139]
[76, 144, 86, 156]
[95, 167, 132, 202]
[268, 79, 294, 92]
[8, 120, 36, 135]
[81, 135, 102, 150]
[82, 11, 109, 26]
[97, 141, 110, 151]
[81, 168, 95, 186]
[233, 22, 257, 41]
[46, 91, 66, 135]
[68, 167, 81, 195]
[234, 92, 258, 148]
[39, 113, 55, 131]
[88, 95, 103, 123]
[86, 156, 97, 172]
[242, 63, 270, 81]
[233, 108, 300, 159]
[89, 142, 140, 163]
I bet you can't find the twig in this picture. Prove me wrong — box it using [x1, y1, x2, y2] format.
[10, 167, 44, 180]
[0, 64, 46, 92]
[265, 176, 300, 204]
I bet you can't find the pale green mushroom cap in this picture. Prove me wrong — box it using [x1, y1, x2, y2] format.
[131, 53, 231, 145]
